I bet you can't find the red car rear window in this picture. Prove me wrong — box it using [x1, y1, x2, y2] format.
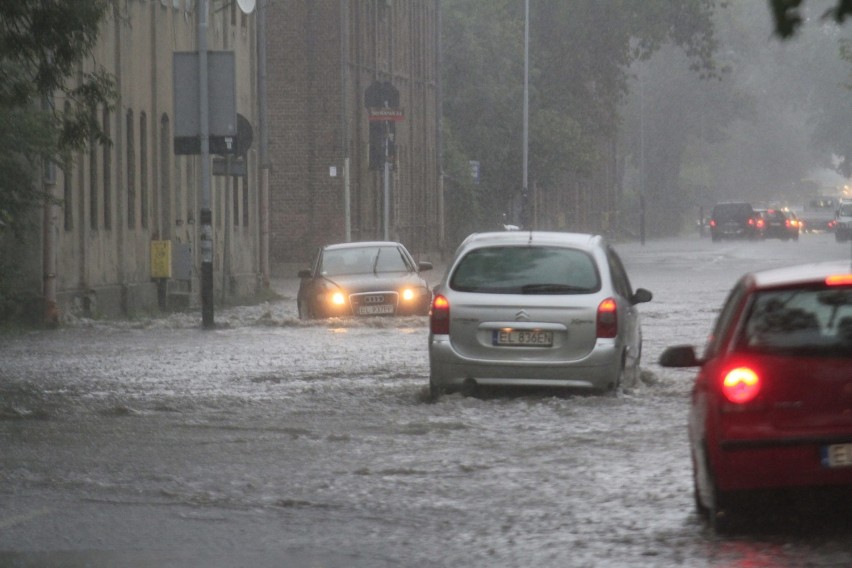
[739, 286, 852, 357]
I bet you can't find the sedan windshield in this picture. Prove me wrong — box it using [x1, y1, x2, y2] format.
[321, 246, 410, 276]
[449, 246, 600, 294]
[740, 287, 852, 357]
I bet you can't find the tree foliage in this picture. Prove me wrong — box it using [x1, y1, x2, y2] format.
[769, 0, 852, 38]
[0, 1, 115, 235]
[441, 0, 718, 242]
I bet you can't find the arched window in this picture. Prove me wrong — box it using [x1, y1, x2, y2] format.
[126, 110, 135, 228]
[102, 107, 112, 229]
[140, 111, 148, 229]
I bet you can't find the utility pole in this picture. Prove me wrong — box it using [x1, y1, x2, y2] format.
[198, 0, 214, 328]
[522, 0, 529, 229]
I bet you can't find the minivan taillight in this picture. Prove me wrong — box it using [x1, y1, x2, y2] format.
[721, 367, 761, 404]
[596, 297, 617, 339]
[430, 295, 450, 334]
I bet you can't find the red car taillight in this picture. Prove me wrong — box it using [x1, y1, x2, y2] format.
[596, 297, 617, 339]
[430, 295, 450, 334]
[826, 274, 852, 286]
[755, 218, 765, 229]
[709, 219, 717, 228]
[721, 367, 761, 404]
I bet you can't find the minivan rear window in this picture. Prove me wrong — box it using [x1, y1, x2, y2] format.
[449, 246, 600, 294]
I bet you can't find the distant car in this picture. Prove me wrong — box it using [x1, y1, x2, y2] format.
[782, 209, 802, 240]
[709, 202, 758, 242]
[297, 241, 433, 319]
[756, 208, 798, 241]
[659, 261, 852, 533]
[428, 231, 652, 400]
[835, 201, 852, 243]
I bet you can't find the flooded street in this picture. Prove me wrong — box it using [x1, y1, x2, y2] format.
[3, 234, 852, 567]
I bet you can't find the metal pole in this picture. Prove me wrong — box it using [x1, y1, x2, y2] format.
[344, 157, 351, 241]
[639, 64, 646, 246]
[522, 0, 529, 229]
[258, 0, 270, 288]
[199, 0, 214, 327]
[383, 124, 390, 241]
[340, 0, 351, 242]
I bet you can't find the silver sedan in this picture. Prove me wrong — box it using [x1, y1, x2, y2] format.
[428, 231, 652, 399]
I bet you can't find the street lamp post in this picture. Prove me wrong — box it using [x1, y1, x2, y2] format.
[522, 0, 529, 229]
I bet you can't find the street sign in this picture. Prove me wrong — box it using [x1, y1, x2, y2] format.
[173, 51, 237, 155]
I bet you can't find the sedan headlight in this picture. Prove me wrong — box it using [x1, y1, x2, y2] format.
[401, 287, 429, 302]
[330, 291, 346, 305]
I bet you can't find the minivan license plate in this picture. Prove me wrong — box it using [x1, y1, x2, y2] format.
[821, 444, 852, 468]
[493, 329, 553, 347]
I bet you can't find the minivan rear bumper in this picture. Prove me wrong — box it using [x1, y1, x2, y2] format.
[428, 335, 622, 393]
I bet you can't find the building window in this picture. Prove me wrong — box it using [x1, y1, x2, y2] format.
[242, 175, 249, 227]
[161, 114, 174, 225]
[89, 114, 98, 231]
[140, 112, 148, 229]
[232, 175, 239, 227]
[63, 102, 73, 231]
[102, 107, 112, 230]
[126, 110, 136, 229]
[63, 166, 73, 231]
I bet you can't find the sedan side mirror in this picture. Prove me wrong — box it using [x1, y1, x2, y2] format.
[418, 261, 434, 273]
[659, 345, 702, 367]
[297, 269, 312, 279]
[631, 288, 653, 305]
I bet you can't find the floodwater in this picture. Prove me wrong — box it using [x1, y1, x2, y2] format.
[2, 233, 852, 567]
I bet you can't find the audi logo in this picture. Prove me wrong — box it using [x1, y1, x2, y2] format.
[363, 295, 385, 304]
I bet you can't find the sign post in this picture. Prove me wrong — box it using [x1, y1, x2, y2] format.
[173, 1, 237, 329]
[365, 81, 403, 241]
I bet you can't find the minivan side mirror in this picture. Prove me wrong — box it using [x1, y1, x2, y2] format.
[631, 288, 653, 305]
[659, 345, 702, 367]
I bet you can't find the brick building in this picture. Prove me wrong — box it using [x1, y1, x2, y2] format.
[265, 0, 442, 267]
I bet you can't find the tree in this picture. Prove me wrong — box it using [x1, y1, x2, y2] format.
[0, 1, 115, 235]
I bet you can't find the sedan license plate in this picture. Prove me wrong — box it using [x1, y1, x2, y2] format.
[493, 329, 553, 347]
[821, 444, 852, 468]
[358, 304, 395, 315]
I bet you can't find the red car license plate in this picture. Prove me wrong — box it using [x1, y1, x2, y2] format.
[493, 329, 553, 347]
[821, 444, 852, 468]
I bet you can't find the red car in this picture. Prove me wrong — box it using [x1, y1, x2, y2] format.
[660, 261, 852, 532]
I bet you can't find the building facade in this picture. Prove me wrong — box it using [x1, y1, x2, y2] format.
[265, 0, 442, 266]
[5, 0, 262, 322]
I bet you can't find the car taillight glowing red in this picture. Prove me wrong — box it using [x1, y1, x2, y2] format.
[721, 367, 761, 404]
[430, 295, 450, 334]
[826, 274, 852, 286]
[709, 219, 717, 228]
[596, 297, 617, 339]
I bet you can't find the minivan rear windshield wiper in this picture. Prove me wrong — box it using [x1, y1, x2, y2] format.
[521, 283, 591, 294]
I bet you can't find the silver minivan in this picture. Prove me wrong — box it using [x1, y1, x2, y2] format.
[428, 231, 652, 400]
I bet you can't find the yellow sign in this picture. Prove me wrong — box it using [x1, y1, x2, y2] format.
[151, 240, 172, 279]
